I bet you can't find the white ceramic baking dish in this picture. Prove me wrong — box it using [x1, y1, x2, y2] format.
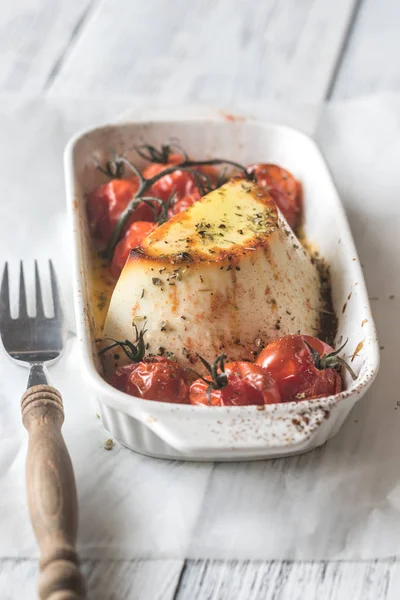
[65, 109, 380, 461]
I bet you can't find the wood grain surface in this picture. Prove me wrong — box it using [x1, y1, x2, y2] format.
[176, 560, 400, 600]
[332, 0, 400, 99]
[0, 559, 183, 600]
[47, 0, 359, 102]
[1, 0, 399, 598]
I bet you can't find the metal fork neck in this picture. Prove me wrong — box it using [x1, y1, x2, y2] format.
[28, 363, 50, 388]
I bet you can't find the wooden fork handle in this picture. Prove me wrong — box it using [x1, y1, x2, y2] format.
[21, 385, 86, 600]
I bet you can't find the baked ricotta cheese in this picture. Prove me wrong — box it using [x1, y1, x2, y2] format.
[103, 179, 321, 370]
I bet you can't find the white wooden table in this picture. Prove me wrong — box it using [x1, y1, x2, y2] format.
[1, 1, 399, 598]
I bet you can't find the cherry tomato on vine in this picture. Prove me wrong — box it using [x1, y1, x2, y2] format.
[190, 374, 264, 406]
[87, 177, 154, 243]
[111, 356, 189, 403]
[224, 361, 280, 404]
[248, 163, 302, 229]
[189, 356, 280, 406]
[168, 191, 201, 218]
[143, 153, 195, 201]
[144, 153, 219, 202]
[111, 221, 158, 278]
[255, 334, 345, 403]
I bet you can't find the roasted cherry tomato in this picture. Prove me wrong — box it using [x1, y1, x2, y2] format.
[224, 361, 280, 404]
[111, 357, 189, 403]
[190, 374, 264, 406]
[168, 191, 201, 218]
[111, 221, 158, 278]
[189, 357, 280, 406]
[144, 154, 218, 202]
[143, 153, 195, 201]
[255, 334, 342, 403]
[248, 163, 302, 229]
[87, 178, 154, 243]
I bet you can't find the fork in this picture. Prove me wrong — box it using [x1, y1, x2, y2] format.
[0, 261, 86, 600]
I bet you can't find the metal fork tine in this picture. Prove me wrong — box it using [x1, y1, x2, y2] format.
[0, 259, 66, 364]
[34, 260, 44, 317]
[49, 260, 62, 320]
[19, 261, 28, 318]
[0, 262, 10, 320]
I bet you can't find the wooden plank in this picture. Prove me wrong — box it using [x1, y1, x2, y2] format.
[332, 0, 400, 98]
[0, 558, 183, 600]
[49, 0, 357, 103]
[267, 0, 360, 102]
[5, 557, 399, 600]
[0, 0, 97, 92]
[176, 560, 400, 600]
